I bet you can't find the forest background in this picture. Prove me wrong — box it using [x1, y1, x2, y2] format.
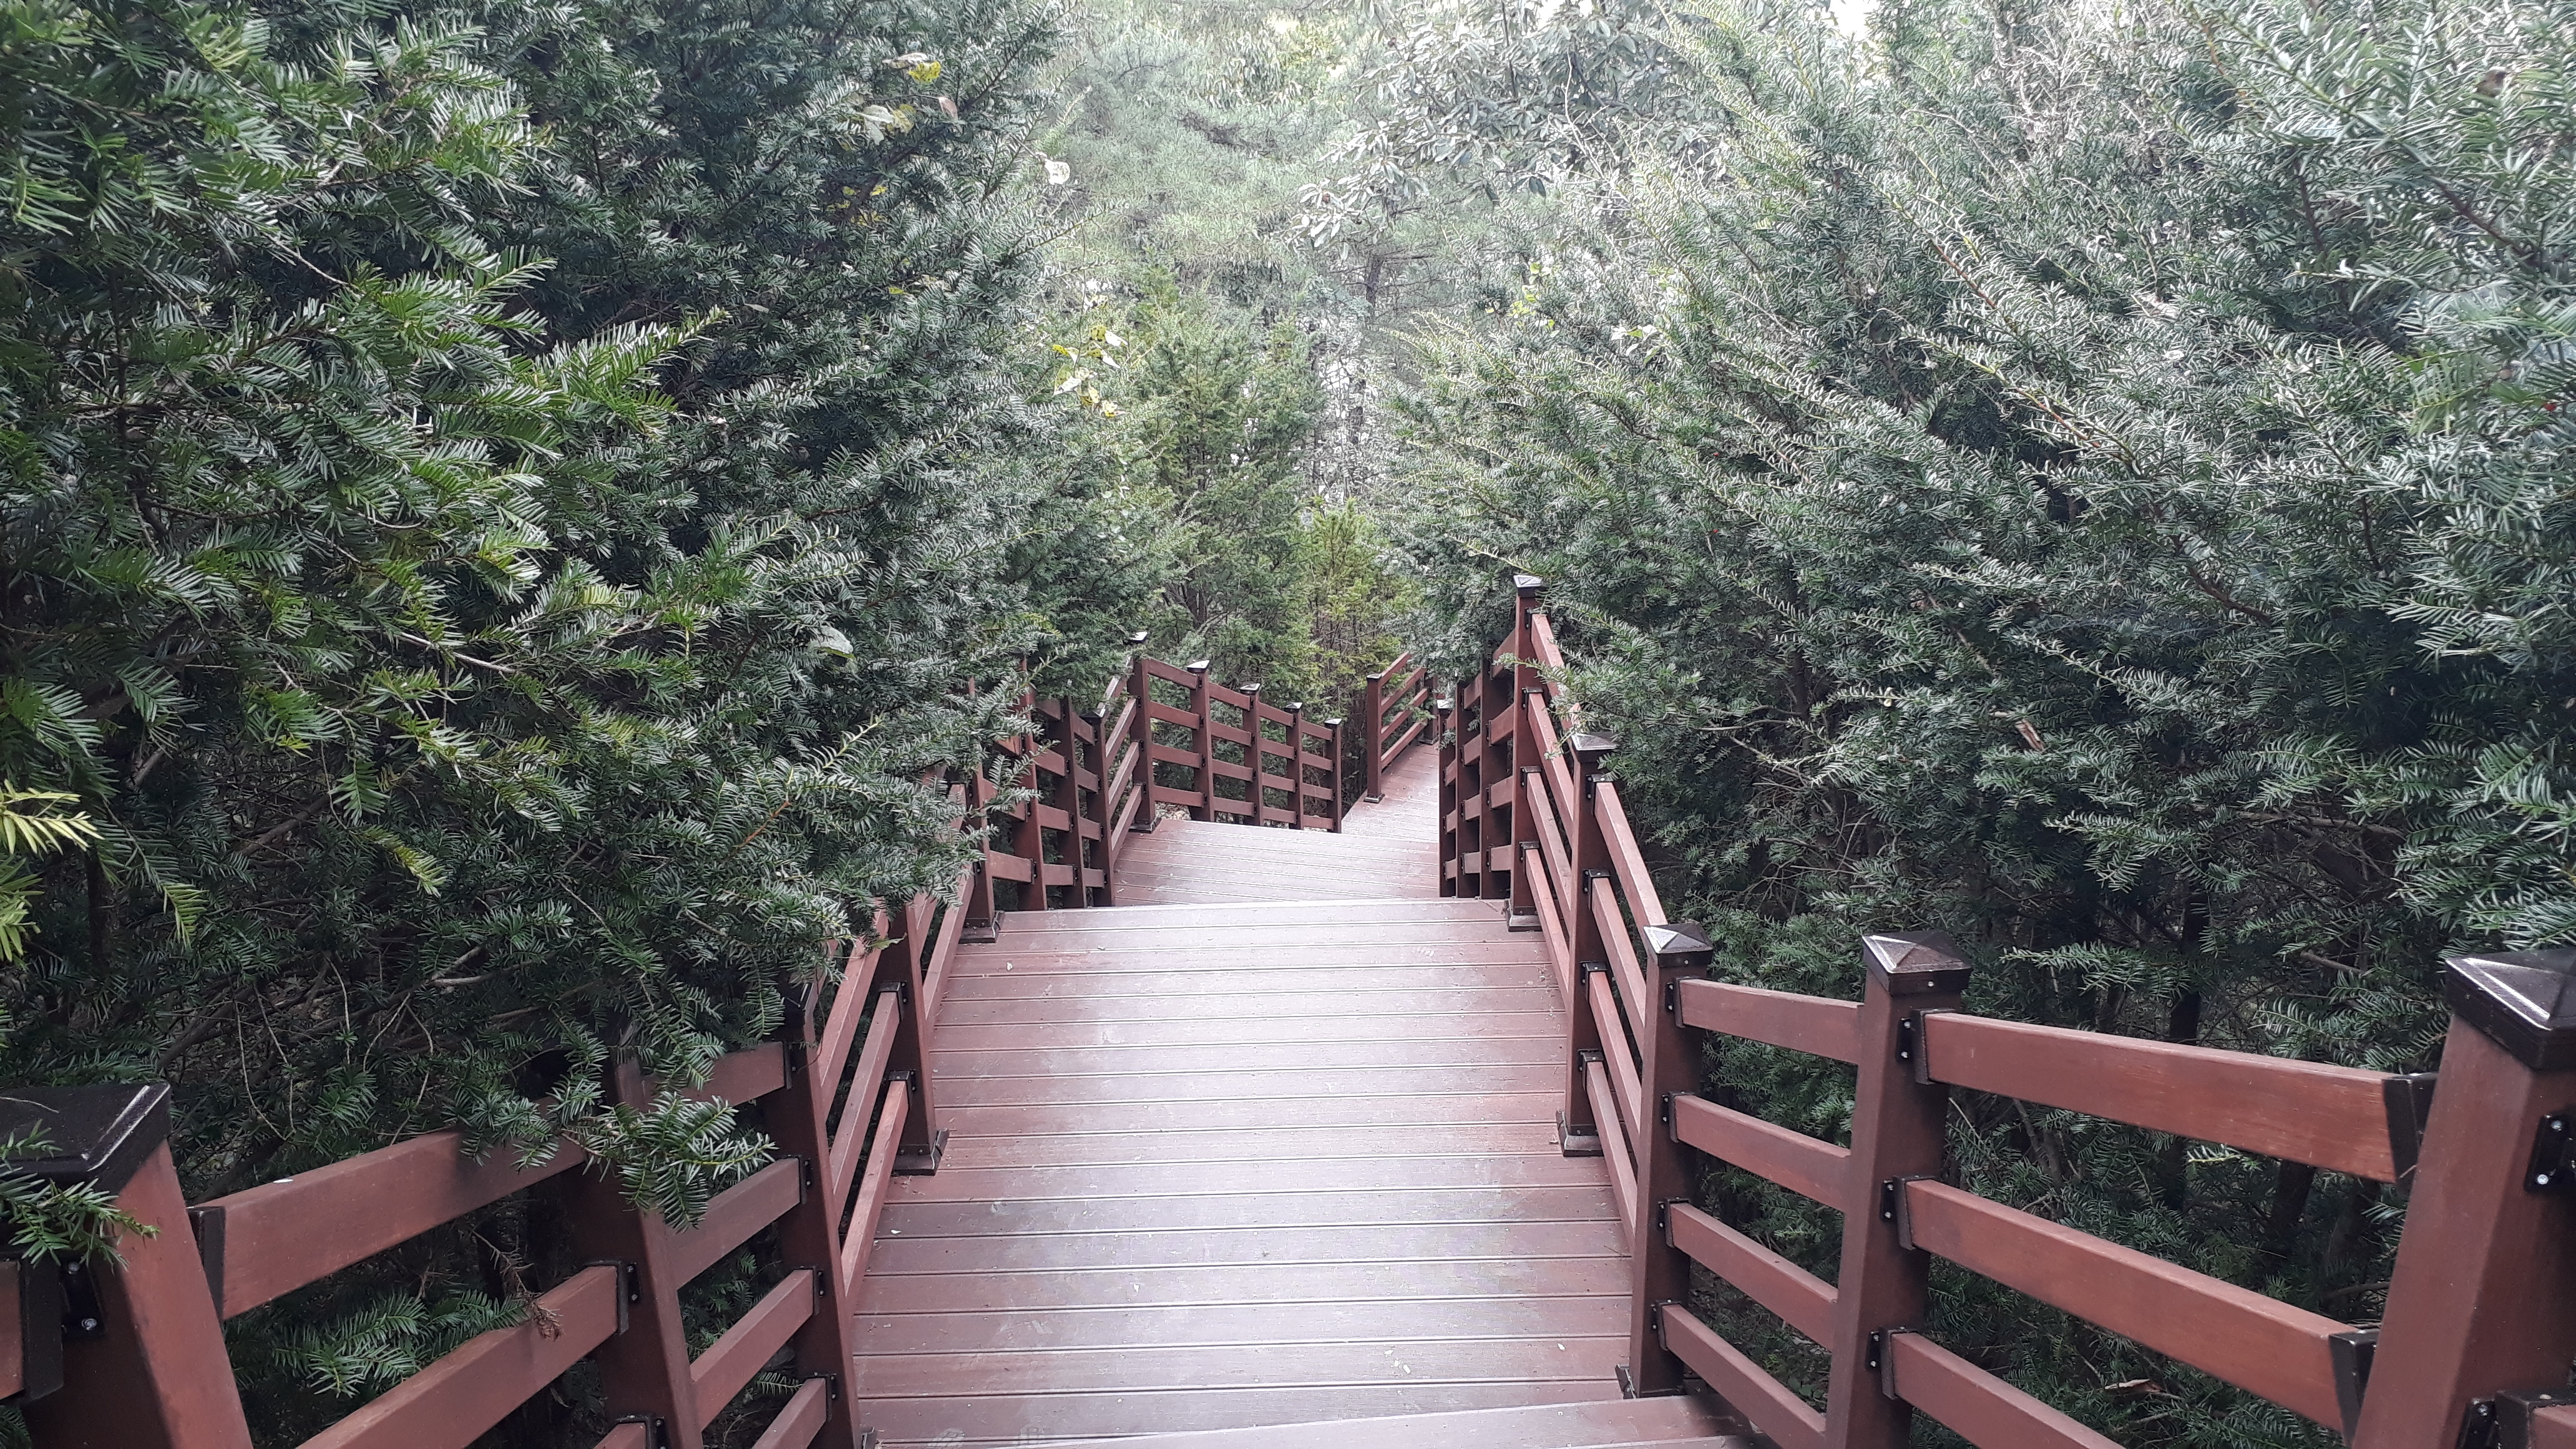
[4, 0, 2574, 1442]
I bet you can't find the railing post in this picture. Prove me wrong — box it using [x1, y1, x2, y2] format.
[1363, 670, 1387, 801]
[878, 906, 947, 1176]
[559, 1053, 706, 1448]
[10, 1085, 254, 1449]
[1128, 637, 1157, 835]
[1325, 716, 1346, 832]
[1826, 933, 1971, 1449]
[1080, 705, 1110, 901]
[1051, 697, 1086, 907]
[1435, 694, 1458, 896]
[2357, 948, 2576, 1447]
[1508, 688, 1546, 932]
[1189, 659, 1216, 823]
[772, 963, 867, 1447]
[1556, 733, 1616, 1156]
[1626, 920, 1715, 1399]
[960, 757, 1000, 943]
[1239, 683, 1264, 824]
[1287, 702, 1307, 829]
[1013, 681, 1049, 914]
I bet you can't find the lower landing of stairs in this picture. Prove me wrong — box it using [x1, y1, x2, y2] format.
[1022, 1397, 1749, 1448]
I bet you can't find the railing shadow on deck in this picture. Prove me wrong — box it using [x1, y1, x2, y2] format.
[1435, 573, 2576, 1449]
[0, 638, 1433, 1449]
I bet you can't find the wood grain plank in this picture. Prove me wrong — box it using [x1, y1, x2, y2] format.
[934, 988, 1561, 1027]
[930, 1122, 1569, 1167]
[1667, 1203, 1835, 1343]
[854, 1380, 1625, 1444]
[939, 966, 1555, 1003]
[856, 1257, 1627, 1315]
[887, 1153, 1612, 1203]
[937, 1064, 1562, 1109]
[866, 1219, 1622, 1274]
[852, 1337, 1622, 1397]
[1671, 1095, 1852, 1211]
[299, 1265, 620, 1449]
[879, 1184, 1616, 1238]
[928, 1092, 1566, 1136]
[748, 1377, 829, 1449]
[1675, 980, 1862, 1064]
[1885, 1331, 2121, 1449]
[1658, 1305, 1823, 1449]
[932, 1037, 1561, 1077]
[854, 1295, 1629, 1354]
[930, 1011, 1566, 1050]
[691, 1270, 814, 1427]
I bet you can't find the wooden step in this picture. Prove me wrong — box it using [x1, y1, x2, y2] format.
[1017, 1395, 1748, 1449]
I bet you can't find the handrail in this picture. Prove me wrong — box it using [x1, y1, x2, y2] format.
[16, 877, 958, 1449]
[1441, 569, 2576, 1446]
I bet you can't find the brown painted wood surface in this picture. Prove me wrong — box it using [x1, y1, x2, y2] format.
[1901, 1179, 2347, 1426]
[1918, 1012, 2407, 1180]
[1017, 1397, 1740, 1449]
[1883, 1332, 2122, 1449]
[1667, 1203, 1834, 1343]
[750, 1378, 831, 1449]
[1669, 1095, 1851, 1210]
[690, 1270, 816, 1427]
[298, 1264, 620, 1449]
[1675, 980, 1862, 1065]
[667, 1157, 802, 1286]
[851, 782, 1631, 1448]
[1658, 1305, 1824, 1449]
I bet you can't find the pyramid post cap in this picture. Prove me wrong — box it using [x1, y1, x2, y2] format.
[1187, 658, 1211, 673]
[1641, 920, 1714, 968]
[0, 1083, 172, 1194]
[1513, 573, 1546, 598]
[2447, 949, 2576, 1070]
[1863, 931, 1972, 996]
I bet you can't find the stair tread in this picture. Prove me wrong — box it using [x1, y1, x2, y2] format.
[1019, 1395, 1747, 1448]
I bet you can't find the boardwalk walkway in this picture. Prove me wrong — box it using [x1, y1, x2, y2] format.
[849, 751, 1725, 1445]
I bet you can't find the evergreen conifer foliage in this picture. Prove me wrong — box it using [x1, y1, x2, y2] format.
[1, 0, 1129, 1428]
[1392, 0, 2574, 1437]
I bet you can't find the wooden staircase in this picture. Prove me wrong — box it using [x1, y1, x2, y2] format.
[848, 751, 1744, 1446]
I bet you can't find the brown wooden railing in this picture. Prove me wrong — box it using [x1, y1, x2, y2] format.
[1361, 650, 1433, 803]
[0, 885, 958, 1449]
[1447, 572, 2576, 1449]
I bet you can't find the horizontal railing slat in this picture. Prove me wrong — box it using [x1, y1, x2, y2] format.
[1658, 1305, 1825, 1449]
[837, 1076, 910, 1299]
[1667, 1203, 1835, 1343]
[826, 995, 902, 1202]
[668, 1157, 803, 1286]
[690, 1269, 816, 1428]
[812, 942, 877, 1100]
[1589, 877, 1649, 1035]
[1885, 1331, 2122, 1449]
[1586, 1056, 1636, 1237]
[750, 1376, 830, 1449]
[1901, 1179, 2348, 1427]
[1671, 1095, 1850, 1211]
[197, 1130, 585, 1319]
[1591, 781, 1666, 929]
[1676, 980, 1863, 1065]
[1920, 1012, 2409, 1181]
[298, 1264, 620, 1449]
[1588, 971, 1644, 1146]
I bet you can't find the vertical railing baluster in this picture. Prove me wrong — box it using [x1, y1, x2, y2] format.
[1189, 658, 1216, 824]
[1556, 734, 1616, 1157]
[1825, 933, 1971, 1449]
[2357, 948, 2576, 1446]
[1624, 920, 1715, 1399]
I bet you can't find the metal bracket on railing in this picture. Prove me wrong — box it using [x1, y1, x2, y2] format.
[2527, 1111, 2576, 1193]
[1646, 1298, 1679, 1348]
[583, 1260, 641, 1334]
[612, 1414, 668, 1449]
[2492, 1389, 2576, 1449]
[1867, 1326, 1916, 1398]
[1895, 1014, 1918, 1069]
[1664, 978, 1679, 1016]
[809, 1370, 843, 1402]
[1658, 1092, 1675, 1131]
[1652, 1197, 1685, 1241]
[794, 1153, 814, 1201]
[2330, 1328, 2378, 1440]
[1881, 1176, 1936, 1248]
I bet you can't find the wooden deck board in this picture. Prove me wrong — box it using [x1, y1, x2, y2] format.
[852, 776, 1630, 1447]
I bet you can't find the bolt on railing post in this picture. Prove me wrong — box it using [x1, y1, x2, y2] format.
[1556, 734, 1617, 1156]
[1825, 933, 1971, 1449]
[1189, 659, 1216, 824]
[2356, 948, 2576, 1447]
[9, 1084, 254, 1449]
[1126, 635, 1156, 836]
[1625, 920, 1715, 1399]
[1362, 670, 1387, 802]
